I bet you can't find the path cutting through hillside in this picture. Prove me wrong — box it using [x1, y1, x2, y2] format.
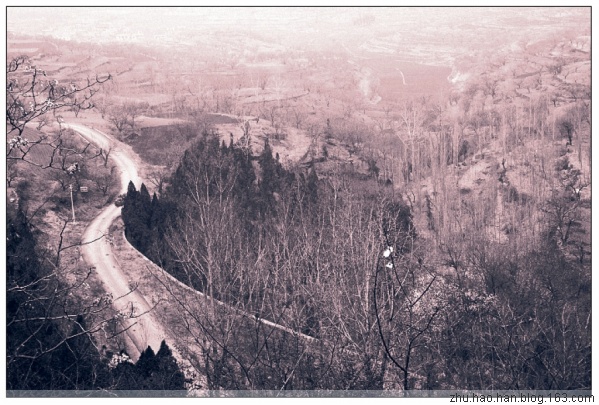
[65, 123, 168, 361]
[66, 123, 318, 362]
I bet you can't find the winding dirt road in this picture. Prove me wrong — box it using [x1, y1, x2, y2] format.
[66, 122, 318, 365]
[65, 123, 168, 361]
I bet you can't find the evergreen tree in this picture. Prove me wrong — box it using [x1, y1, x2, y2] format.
[124, 181, 138, 206]
[139, 183, 152, 227]
[154, 340, 187, 390]
[258, 138, 278, 213]
[112, 343, 186, 390]
[305, 166, 319, 207]
[150, 193, 160, 226]
[112, 360, 143, 390]
[233, 145, 257, 218]
[6, 205, 43, 285]
[136, 346, 158, 378]
[122, 182, 156, 253]
[122, 181, 139, 241]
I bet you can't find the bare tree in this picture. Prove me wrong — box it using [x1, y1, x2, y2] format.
[558, 118, 575, 146]
[107, 106, 131, 136]
[93, 94, 112, 119]
[7, 57, 110, 168]
[35, 113, 51, 131]
[373, 207, 441, 390]
[91, 166, 117, 196]
[7, 209, 140, 389]
[267, 104, 279, 127]
[257, 74, 268, 91]
[7, 159, 19, 187]
[99, 146, 113, 167]
[271, 75, 287, 107]
[124, 101, 149, 131]
[291, 106, 307, 129]
[106, 101, 149, 137]
[5, 55, 143, 389]
[397, 99, 427, 182]
[148, 169, 168, 196]
[7, 56, 110, 137]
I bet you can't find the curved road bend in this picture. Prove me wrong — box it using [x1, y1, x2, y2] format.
[66, 123, 319, 360]
[65, 123, 168, 361]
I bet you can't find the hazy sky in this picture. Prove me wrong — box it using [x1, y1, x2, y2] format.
[7, 6, 590, 60]
[8, 7, 366, 36]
